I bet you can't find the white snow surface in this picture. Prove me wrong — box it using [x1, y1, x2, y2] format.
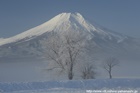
[0, 12, 126, 46]
[0, 79, 140, 93]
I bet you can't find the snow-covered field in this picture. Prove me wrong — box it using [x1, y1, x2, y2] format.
[0, 79, 140, 93]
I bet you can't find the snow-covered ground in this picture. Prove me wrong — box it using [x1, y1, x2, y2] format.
[0, 79, 140, 93]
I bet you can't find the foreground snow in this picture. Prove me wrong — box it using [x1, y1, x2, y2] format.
[0, 79, 140, 93]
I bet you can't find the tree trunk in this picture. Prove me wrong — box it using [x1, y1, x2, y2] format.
[109, 70, 112, 79]
[109, 73, 112, 79]
[68, 71, 73, 80]
[68, 63, 73, 80]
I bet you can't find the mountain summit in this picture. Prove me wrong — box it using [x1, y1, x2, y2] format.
[0, 12, 93, 46]
[0, 13, 126, 46]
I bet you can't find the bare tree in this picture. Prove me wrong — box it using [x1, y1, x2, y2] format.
[46, 33, 65, 71]
[102, 57, 120, 79]
[81, 63, 96, 79]
[46, 31, 84, 80]
[64, 35, 82, 80]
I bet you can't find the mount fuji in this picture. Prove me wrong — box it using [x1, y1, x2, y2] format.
[0, 12, 139, 58]
[0, 13, 126, 46]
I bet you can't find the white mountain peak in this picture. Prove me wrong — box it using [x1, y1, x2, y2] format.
[0, 13, 126, 46]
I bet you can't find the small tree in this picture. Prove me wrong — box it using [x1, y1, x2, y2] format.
[102, 57, 119, 79]
[81, 63, 96, 79]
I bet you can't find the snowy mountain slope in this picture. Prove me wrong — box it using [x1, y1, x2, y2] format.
[0, 13, 128, 46]
[0, 38, 4, 40]
[0, 13, 139, 61]
[0, 12, 138, 58]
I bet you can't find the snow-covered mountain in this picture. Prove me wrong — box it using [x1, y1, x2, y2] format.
[0, 12, 139, 58]
[0, 13, 127, 46]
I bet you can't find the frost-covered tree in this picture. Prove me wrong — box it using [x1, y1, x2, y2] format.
[46, 31, 85, 80]
[102, 57, 119, 79]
